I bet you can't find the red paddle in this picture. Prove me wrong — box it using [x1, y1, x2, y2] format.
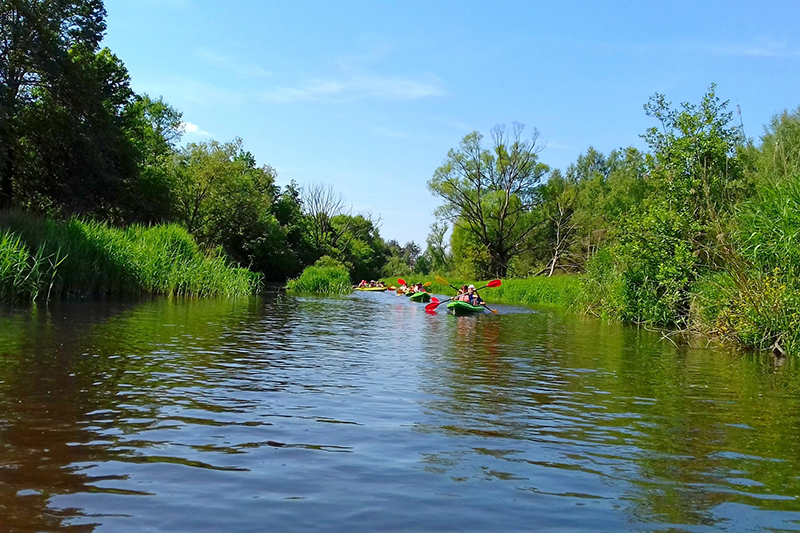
[424, 279, 501, 312]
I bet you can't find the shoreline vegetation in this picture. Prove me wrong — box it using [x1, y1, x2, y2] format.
[1, 4, 798, 357]
[0, 211, 259, 301]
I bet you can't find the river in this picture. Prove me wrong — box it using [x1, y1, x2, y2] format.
[1, 291, 799, 532]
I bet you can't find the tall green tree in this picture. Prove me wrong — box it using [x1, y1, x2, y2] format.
[170, 138, 283, 269]
[121, 94, 184, 222]
[0, 0, 109, 210]
[428, 123, 549, 277]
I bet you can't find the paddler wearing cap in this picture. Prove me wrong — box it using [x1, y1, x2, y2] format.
[465, 284, 484, 306]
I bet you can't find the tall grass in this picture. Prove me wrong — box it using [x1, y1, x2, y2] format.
[692, 176, 800, 355]
[286, 257, 352, 294]
[0, 211, 260, 301]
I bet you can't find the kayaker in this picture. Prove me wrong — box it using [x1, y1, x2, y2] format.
[467, 285, 484, 306]
[357, 280, 368, 288]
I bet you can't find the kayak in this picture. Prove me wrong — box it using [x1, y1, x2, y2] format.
[446, 300, 485, 315]
[354, 287, 387, 292]
[408, 291, 431, 303]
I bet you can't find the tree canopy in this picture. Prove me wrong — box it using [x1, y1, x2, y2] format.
[428, 123, 549, 277]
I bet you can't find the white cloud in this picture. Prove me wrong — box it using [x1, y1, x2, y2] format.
[261, 74, 445, 103]
[181, 121, 211, 137]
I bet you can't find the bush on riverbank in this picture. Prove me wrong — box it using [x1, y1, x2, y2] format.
[0, 211, 260, 301]
[690, 175, 800, 355]
[286, 256, 352, 294]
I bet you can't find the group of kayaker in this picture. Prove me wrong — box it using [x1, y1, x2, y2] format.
[454, 284, 484, 306]
[396, 281, 426, 294]
[355, 276, 499, 314]
[355, 280, 387, 289]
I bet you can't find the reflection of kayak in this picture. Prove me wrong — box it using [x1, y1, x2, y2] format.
[354, 287, 387, 292]
[447, 300, 485, 315]
[408, 291, 431, 302]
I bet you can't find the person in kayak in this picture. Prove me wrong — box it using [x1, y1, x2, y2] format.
[466, 285, 484, 306]
[456, 285, 468, 301]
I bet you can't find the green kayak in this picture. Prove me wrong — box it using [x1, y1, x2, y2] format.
[408, 291, 431, 303]
[446, 300, 485, 315]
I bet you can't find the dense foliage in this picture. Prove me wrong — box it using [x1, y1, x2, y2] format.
[285, 256, 352, 294]
[426, 87, 800, 355]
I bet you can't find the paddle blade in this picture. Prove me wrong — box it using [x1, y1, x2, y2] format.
[486, 279, 502, 288]
[430, 297, 439, 303]
[425, 301, 440, 312]
[435, 275, 449, 286]
[423, 281, 431, 286]
[398, 278, 406, 286]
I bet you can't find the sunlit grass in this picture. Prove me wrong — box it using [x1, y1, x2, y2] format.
[0, 211, 260, 301]
[381, 273, 583, 309]
[286, 264, 352, 294]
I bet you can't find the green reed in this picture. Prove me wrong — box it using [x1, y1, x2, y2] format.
[0, 211, 260, 301]
[286, 264, 352, 294]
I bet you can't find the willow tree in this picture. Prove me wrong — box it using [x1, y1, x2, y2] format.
[428, 123, 549, 277]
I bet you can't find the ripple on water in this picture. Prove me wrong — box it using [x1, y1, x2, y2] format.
[2, 295, 800, 532]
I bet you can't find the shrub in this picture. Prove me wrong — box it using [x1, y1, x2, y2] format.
[286, 256, 352, 294]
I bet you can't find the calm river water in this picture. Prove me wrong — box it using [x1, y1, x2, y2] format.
[1, 291, 800, 532]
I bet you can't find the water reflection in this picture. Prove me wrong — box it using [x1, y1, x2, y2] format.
[419, 311, 800, 530]
[1, 295, 800, 532]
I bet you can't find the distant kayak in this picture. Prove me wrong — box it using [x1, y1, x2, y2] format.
[354, 287, 387, 292]
[447, 300, 485, 315]
[408, 291, 431, 302]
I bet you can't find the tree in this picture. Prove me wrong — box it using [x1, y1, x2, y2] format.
[535, 170, 578, 276]
[170, 138, 281, 268]
[428, 123, 549, 277]
[425, 221, 450, 272]
[642, 83, 748, 226]
[0, 0, 108, 209]
[121, 94, 184, 222]
[302, 182, 352, 256]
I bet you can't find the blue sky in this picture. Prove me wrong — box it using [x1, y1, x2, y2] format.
[103, 1, 800, 245]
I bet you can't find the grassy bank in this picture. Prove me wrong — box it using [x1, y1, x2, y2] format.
[382, 274, 584, 309]
[0, 211, 260, 301]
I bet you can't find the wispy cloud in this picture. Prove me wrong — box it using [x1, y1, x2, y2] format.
[702, 36, 800, 58]
[196, 49, 271, 78]
[261, 74, 444, 103]
[181, 121, 211, 137]
[137, 76, 246, 109]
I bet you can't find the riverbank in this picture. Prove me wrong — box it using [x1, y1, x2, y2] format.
[384, 272, 799, 357]
[382, 274, 584, 309]
[0, 211, 260, 301]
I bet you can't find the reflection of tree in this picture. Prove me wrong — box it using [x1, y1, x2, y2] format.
[0, 296, 297, 531]
[417, 311, 800, 529]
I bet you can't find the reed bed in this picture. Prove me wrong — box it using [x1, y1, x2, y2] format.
[0, 211, 260, 301]
[286, 263, 352, 294]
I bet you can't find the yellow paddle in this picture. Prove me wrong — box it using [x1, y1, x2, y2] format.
[435, 275, 460, 294]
